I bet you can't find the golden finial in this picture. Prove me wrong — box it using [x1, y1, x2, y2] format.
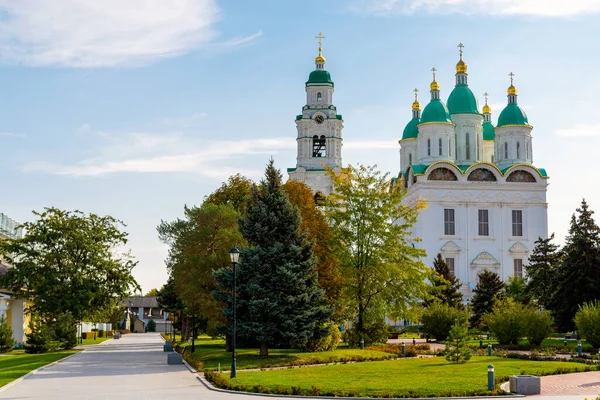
[507, 72, 517, 95]
[456, 42, 467, 74]
[412, 88, 420, 110]
[430, 67, 440, 91]
[315, 32, 326, 64]
[482, 92, 491, 114]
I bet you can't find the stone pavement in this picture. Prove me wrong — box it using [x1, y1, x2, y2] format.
[1, 332, 598, 400]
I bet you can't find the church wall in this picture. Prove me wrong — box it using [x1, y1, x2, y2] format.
[406, 180, 547, 300]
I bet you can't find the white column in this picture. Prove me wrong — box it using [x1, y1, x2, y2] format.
[10, 299, 27, 343]
[0, 299, 7, 320]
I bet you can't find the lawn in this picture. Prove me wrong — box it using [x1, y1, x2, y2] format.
[182, 337, 395, 370]
[0, 351, 75, 388]
[466, 337, 593, 351]
[217, 356, 593, 398]
[79, 337, 112, 346]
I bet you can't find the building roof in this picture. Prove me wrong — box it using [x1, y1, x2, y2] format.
[447, 84, 479, 114]
[402, 117, 420, 140]
[498, 103, 529, 127]
[420, 99, 452, 124]
[483, 121, 495, 141]
[306, 70, 333, 86]
[122, 296, 159, 308]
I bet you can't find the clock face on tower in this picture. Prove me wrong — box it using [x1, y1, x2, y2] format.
[315, 115, 325, 124]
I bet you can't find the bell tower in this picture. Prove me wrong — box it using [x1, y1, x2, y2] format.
[288, 33, 343, 196]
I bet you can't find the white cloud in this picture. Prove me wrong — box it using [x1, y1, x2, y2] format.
[358, 0, 600, 16]
[556, 123, 600, 137]
[24, 117, 398, 180]
[0, 132, 26, 138]
[0, 0, 260, 67]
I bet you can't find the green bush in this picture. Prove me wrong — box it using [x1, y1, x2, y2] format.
[524, 308, 554, 346]
[98, 329, 105, 338]
[49, 313, 77, 349]
[26, 317, 55, 354]
[421, 302, 469, 341]
[344, 318, 389, 347]
[483, 298, 525, 345]
[575, 300, 600, 348]
[0, 315, 15, 352]
[146, 319, 156, 332]
[301, 325, 341, 352]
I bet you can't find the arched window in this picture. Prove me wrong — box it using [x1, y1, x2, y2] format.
[317, 92, 322, 102]
[439, 138, 443, 156]
[427, 139, 431, 156]
[312, 135, 326, 157]
[466, 133, 471, 160]
[504, 142, 508, 159]
[516, 142, 520, 159]
[409, 153, 412, 165]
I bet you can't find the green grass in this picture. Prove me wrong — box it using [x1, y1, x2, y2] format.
[0, 351, 75, 388]
[182, 337, 395, 370]
[218, 356, 592, 397]
[79, 336, 112, 346]
[467, 337, 593, 351]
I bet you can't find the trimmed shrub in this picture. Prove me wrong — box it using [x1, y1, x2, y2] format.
[524, 308, 554, 346]
[421, 302, 469, 341]
[483, 297, 525, 345]
[344, 318, 389, 347]
[300, 325, 341, 352]
[0, 315, 15, 352]
[146, 319, 156, 332]
[575, 300, 600, 348]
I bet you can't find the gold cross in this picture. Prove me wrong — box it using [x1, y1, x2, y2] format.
[457, 42, 464, 58]
[509, 72, 515, 84]
[484, 92, 489, 103]
[315, 32, 325, 47]
[431, 67, 437, 80]
[413, 88, 419, 100]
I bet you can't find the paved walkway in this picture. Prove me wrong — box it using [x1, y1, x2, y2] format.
[1, 333, 598, 399]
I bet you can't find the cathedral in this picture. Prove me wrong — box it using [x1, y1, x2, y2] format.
[288, 37, 549, 300]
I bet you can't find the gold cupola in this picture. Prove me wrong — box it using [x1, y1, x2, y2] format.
[456, 42, 467, 74]
[507, 72, 517, 95]
[430, 67, 440, 91]
[314, 32, 326, 65]
[412, 88, 421, 110]
[482, 92, 491, 114]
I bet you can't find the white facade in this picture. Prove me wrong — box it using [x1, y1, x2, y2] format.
[288, 40, 343, 196]
[403, 164, 548, 300]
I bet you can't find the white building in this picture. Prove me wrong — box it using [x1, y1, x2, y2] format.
[288, 33, 343, 198]
[288, 39, 548, 301]
[0, 213, 28, 345]
[399, 47, 548, 300]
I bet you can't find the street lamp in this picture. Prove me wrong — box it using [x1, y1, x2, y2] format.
[229, 246, 241, 379]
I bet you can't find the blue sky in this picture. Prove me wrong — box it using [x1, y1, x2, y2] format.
[1, 0, 599, 292]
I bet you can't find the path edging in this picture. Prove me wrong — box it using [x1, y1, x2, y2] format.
[0, 351, 80, 393]
[181, 359, 522, 400]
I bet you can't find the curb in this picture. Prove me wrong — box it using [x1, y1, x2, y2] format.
[181, 361, 522, 400]
[0, 351, 81, 393]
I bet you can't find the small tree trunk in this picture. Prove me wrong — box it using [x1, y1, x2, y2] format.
[260, 342, 269, 357]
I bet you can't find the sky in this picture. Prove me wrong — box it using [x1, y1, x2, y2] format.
[1, 0, 599, 293]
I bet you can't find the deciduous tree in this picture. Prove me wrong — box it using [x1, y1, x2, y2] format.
[325, 165, 430, 343]
[0, 208, 139, 324]
[204, 173, 253, 215]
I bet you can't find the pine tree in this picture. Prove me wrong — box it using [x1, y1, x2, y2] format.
[470, 270, 505, 327]
[423, 254, 463, 308]
[549, 199, 600, 331]
[215, 160, 332, 356]
[444, 319, 472, 364]
[524, 234, 560, 308]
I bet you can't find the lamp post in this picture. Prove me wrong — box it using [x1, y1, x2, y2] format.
[229, 246, 241, 379]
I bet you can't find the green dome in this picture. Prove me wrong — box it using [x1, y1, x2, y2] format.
[483, 121, 495, 141]
[402, 118, 420, 140]
[447, 85, 479, 114]
[497, 103, 528, 126]
[421, 99, 452, 124]
[306, 70, 333, 86]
